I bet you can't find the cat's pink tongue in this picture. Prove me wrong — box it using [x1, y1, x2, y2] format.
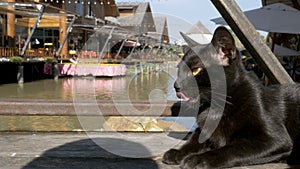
[176, 92, 190, 101]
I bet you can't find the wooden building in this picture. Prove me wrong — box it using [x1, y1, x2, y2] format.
[113, 2, 170, 59]
[148, 16, 169, 44]
[117, 2, 156, 35]
[0, 0, 119, 58]
[0, 0, 170, 61]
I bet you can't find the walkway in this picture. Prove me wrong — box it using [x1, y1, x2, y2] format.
[0, 132, 291, 169]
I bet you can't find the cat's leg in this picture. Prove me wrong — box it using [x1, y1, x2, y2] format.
[163, 128, 210, 165]
[179, 136, 292, 169]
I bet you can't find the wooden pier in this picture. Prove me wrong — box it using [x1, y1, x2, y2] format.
[0, 132, 292, 169]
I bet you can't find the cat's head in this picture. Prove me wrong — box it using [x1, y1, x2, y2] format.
[175, 26, 239, 106]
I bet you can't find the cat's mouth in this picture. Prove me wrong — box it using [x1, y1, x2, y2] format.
[176, 92, 191, 101]
[176, 91, 199, 102]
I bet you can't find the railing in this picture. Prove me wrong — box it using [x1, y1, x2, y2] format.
[0, 47, 57, 58]
[0, 47, 16, 57]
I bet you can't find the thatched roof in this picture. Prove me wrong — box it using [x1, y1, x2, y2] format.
[185, 21, 212, 44]
[147, 16, 169, 42]
[186, 21, 211, 35]
[117, 2, 156, 34]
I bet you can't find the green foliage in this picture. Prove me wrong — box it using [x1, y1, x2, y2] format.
[9, 56, 24, 64]
[45, 57, 54, 64]
[167, 47, 175, 53]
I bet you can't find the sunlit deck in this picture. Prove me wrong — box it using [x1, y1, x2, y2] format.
[0, 132, 292, 169]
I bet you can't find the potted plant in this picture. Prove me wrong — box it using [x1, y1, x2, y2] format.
[9, 56, 24, 83]
[9, 56, 24, 64]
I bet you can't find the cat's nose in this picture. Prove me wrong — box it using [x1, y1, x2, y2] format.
[174, 81, 181, 92]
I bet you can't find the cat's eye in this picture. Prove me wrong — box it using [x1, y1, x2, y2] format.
[192, 68, 202, 76]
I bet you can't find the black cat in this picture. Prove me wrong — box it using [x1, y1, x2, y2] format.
[163, 27, 300, 169]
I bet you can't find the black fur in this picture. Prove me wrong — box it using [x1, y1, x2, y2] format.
[163, 27, 300, 169]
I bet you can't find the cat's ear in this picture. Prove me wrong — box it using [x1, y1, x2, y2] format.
[180, 32, 201, 48]
[180, 32, 207, 56]
[211, 27, 237, 65]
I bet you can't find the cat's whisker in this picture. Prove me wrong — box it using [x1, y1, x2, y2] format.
[200, 89, 233, 105]
[201, 87, 232, 99]
[211, 91, 232, 99]
[211, 96, 233, 106]
[210, 99, 224, 108]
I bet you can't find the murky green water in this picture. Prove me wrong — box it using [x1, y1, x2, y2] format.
[0, 68, 178, 101]
[0, 63, 195, 132]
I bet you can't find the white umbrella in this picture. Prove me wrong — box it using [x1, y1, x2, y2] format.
[211, 3, 300, 34]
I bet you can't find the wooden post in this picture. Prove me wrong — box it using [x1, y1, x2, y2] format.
[52, 62, 59, 80]
[27, 28, 31, 50]
[134, 62, 138, 75]
[1, 16, 5, 47]
[59, 12, 68, 59]
[17, 65, 24, 84]
[7, 0, 15, 48]
[211, 0, 294, 84]
[140, 62, 143, 74]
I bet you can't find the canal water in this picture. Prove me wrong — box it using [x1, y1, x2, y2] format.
[0, 63, 197, 132]
[0, 71, 177, 101]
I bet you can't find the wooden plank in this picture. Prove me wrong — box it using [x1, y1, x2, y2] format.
[211, 0, 294, 84]
[0, 132, 294, 169]
[0, 100, 176, 116]
[17, 17, 60, 28]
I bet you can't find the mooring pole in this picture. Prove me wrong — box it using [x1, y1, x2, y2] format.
[211, 0, 294, 84]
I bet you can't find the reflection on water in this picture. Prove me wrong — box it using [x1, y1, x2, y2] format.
[0, 115, 82, 132]
[0, 72, 178, 101]
[0, 63, 186, 132]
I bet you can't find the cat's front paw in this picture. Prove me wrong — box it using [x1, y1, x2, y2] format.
[180, 154, 210, 169]
[162, 149, 184, 165]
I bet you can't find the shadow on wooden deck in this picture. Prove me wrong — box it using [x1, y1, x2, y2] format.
[1, 132, 299, 169]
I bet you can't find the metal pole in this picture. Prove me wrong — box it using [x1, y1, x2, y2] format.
[20, 4, 45, 57]
[98, 27, 115, 63]
[55, 15, 76, 59]
[140, 38, 148, 54]
[211, 0, 294, 84]
[155, 43, 162, 56]
[115, 38, 127, 57]
[148, 46, 154, 59]
[128, 37, 139, 58]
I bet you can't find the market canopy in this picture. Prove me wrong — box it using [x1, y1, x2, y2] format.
[266, 42, 300, 56]
[211, 3, 300, 34]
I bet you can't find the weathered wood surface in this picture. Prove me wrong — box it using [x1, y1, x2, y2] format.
[0, 99, 177, 116]
[0, 132, 293, 169]
[211, 0, 294, 84]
